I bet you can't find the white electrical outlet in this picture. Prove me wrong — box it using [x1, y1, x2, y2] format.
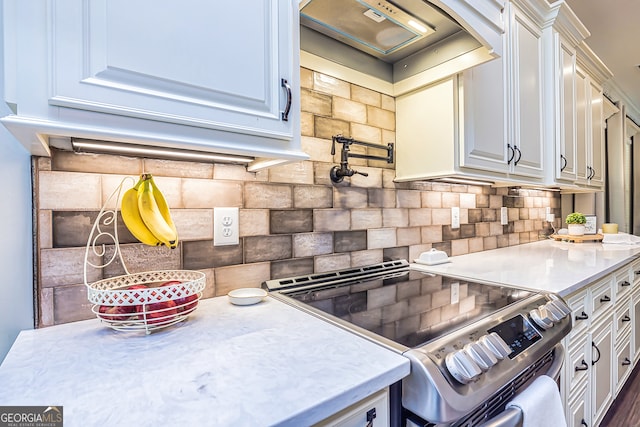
[214, 207, 239, 246]
[451, 207, 460, 229]
[546, 213, 555, 222]
[451, 282, 460, 305]
[500, 207, 508, 225]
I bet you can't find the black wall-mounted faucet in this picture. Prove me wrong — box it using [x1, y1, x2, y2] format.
[329, 135, 394, 183]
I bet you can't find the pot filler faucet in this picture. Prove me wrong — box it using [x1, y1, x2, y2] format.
[330, 135, 394, 183]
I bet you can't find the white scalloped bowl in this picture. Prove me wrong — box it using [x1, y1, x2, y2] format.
[228, 288, 268, 306]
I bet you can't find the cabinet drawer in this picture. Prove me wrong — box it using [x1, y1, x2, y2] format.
[614, 267, 633, 299]
[567, 289, 590, 334]
[567, 333, 590, 391]
[591, 278, 614, 318]
[616, 331, 633, 394]
[632, 258, 640, 285]
[615, 297, 632, 341]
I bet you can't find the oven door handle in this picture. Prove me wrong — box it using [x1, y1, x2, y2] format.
[478, 344, 565, 427]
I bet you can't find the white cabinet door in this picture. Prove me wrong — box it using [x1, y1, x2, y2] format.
[52, 0, 295, 139]
[505, 3, 544, 179]
[591, 316, 613, 425]
[567, 381, 589, 427]
[557, 38, 578, 181]
[576, 68, 589, 184]
[589, 81, 605, 186]
[575, 67, 605, 189]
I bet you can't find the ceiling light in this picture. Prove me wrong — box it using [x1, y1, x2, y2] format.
[432, 177, 494, 186]
[407, 19, 428, 34]
[71, 139, 254, 164]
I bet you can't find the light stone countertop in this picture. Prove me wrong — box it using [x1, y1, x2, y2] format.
[0, 296, 410, 427]
[411, 239, 640, 296]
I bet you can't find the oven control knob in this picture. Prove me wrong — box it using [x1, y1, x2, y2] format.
[464, 342, 498, 371]
[445, 349, 482, 384]
[478, 332, 512, 360]
[530, 306, 554, 330]
[547, 298, 571, 319]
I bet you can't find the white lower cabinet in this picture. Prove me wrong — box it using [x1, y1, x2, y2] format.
[562, 259, 640, 427]
[313, 388, 389, 427]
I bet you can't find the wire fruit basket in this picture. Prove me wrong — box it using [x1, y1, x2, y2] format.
[84, 176, 205, 334]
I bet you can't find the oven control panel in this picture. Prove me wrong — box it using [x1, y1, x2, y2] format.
[433, 295, 572, 384]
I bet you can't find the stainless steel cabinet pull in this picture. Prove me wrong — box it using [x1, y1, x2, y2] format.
[622, 357, 631, 366]
[575, 311, 589, 321]
[560, 154, 567, 172]
[514, 145, 522, 166]
[600, 295, 611, 303]
[592, 342, 601, 365]
[622, 315, 631, 322]
[575, 360, 588, 371]
[281, 78, 292, 122]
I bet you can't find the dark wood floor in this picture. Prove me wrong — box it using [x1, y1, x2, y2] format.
[600, 362, 640, 426]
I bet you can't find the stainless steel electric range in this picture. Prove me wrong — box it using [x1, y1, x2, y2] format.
[264, 260, 572, 427]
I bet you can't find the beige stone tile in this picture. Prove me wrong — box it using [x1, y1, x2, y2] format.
[315, 116, 350, 140]
[40, 287, 54, 327]
[239, 209, 269, 237]
[514, 220, 525, 233]
[367, 106, 395, 131]
[143, 158, 213, 179]
[213, 164, 268, 182]
[244, 183, 292, 209]
[301, 136, 333, 163]
[421, 226, 443, 243]
[351, 85, 381, 107]
[314, 209, 351, 231]
[490, 222, 504, 236]
[348, 166, 383, 188]
[409, 244, 432, 262]
[315, 253, 351, 272]
[508, 207, 519, 221]
[460, 193, 477, 209]
[483, 236, 497, 250]
[172, 209, 213, 241]
[293, 185, 333, 209]
[351, 209, 383, 229]
[301, 111, 315, 137]
[301, 88, 332, 116]
[382, 170, 400, 190]
[490, 195, 503, 209]
[459, 295, 476, 314]
[293, 232, 333, 257]
[421, 191, 441, 208]
[475, 222, 490, 237]
[396, 190, 420, 208]
[350, 122, 381, 144]
[313, 72, 350, 98]
[442, 192, 460, 208]
[397, 227, 421, 246]
[368, 228, 397, 249]
[383, 208, 409, 227]
[334, 187, 368, 209]
[182, 178, 242, 208]
[214, 262, 271, 296]
[409, 209, 432, 227]
[39, 210, 53, 250]
[39, 171, 102, 210]
[268, 161, 314, 185]
[351, 249, 384, 267]
[369, 188, 397, 207]
[52, 150, 142, 175]
[420, 308, 441, 330]
[104, 243, 181, 277]
[431, 183, 452, 192]
[509, 233, 520, 246]
[300, 67, 314, 89]
[432, 288, 451, 309]
[41, 247, 102, 287]
[497, 234, 509, 248]
[54, 284, 94, 325]
[333, 96, 367, 123]
[431, 208, 451, 225]
[460, 208, 469, 225]
[382, 129, 396, 144]
[314, 162, 337, 187]
[451, 239, 470, 256]
[381, 94, 395, 111]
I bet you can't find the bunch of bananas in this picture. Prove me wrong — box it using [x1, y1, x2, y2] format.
[121, 174, 179, 249]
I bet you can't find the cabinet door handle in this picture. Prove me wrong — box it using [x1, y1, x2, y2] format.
[634, 270, 640, 276]
[622, 357, 631, 366]
[622, 315, 631, 322]
[507, 144, 515, 165]
[621, 281, 631, 287]
[575, 360, 589, 371]
[589, 166, 596, 180]
[560, 154, 567, 172]
[514, 145, 522, 166]
[592, 342, 601, 365]
[581, 420, 588, 427]
[600, 295, 611, 303]
[365, 407, 376, 427]
[575, 311, 589, 321]
[281, 78, 292, 122]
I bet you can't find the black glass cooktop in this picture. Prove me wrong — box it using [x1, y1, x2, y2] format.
[281, 269, 536, 348]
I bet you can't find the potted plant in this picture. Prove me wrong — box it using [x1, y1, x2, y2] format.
[566, 212, 587, 236]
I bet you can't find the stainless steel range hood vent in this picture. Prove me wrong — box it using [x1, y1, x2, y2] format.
[300, 0, 435, 56]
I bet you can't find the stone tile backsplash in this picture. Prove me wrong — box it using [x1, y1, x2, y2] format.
[34, 67, 561, 326]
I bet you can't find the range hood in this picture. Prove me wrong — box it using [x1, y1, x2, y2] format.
[299, 0, 505, 94]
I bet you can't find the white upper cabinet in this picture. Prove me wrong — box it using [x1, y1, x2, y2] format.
[2, 0, 307, 169]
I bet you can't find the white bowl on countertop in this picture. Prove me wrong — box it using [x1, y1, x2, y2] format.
[228, 288, 268, 306]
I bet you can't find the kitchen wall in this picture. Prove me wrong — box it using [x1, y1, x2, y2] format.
[34, 67, 561, 327]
